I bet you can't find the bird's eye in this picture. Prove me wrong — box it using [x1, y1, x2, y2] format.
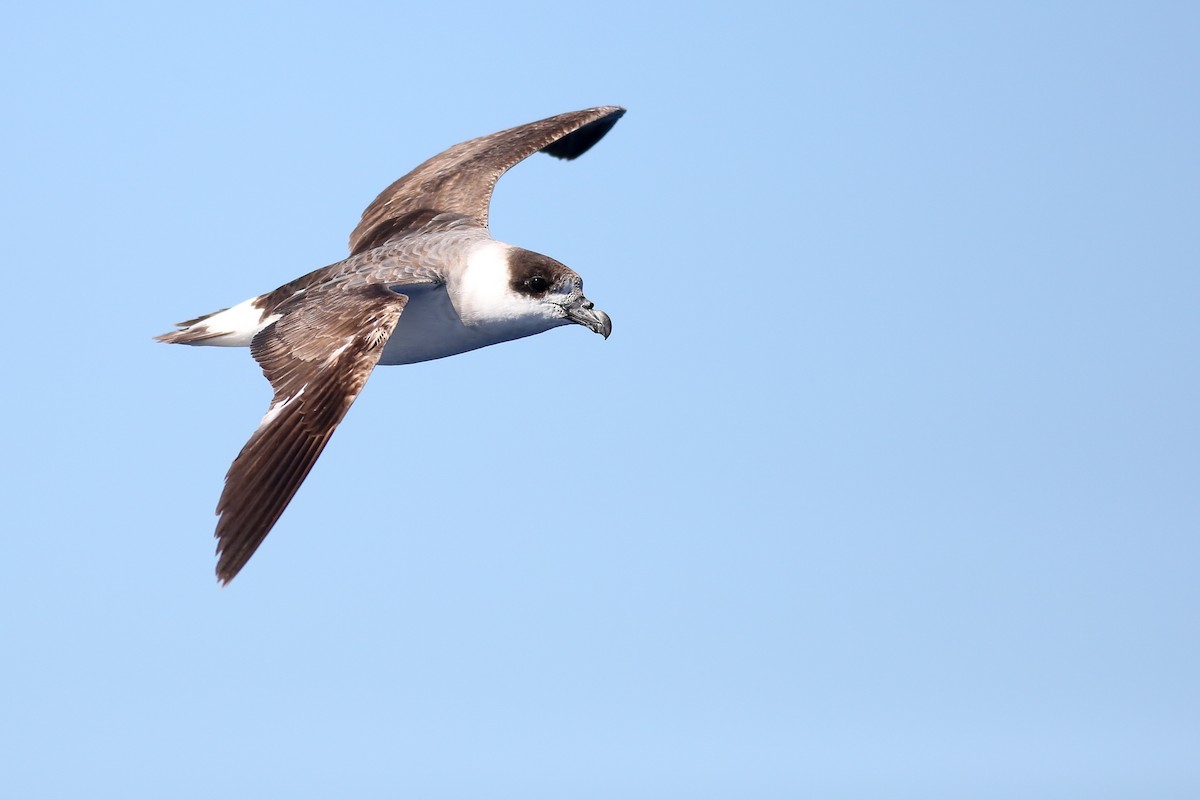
[524, 276, 549, 293]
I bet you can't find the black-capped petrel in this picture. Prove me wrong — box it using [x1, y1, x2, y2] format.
[158, 106, 625, 584]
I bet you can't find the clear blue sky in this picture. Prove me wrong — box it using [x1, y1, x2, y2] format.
[3, 2, 1198, 797]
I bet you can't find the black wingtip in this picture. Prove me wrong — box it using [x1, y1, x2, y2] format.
[540, 108, 626, 160]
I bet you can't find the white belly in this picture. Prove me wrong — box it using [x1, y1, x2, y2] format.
[378, 284, 561, 365]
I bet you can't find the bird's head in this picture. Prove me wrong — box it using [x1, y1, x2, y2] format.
[507, 248, 611, 339]
[454, 242, 611, 340]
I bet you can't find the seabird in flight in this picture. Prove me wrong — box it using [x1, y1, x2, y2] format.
[157, 106, 625, 583]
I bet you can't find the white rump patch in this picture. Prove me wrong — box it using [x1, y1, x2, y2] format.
[189, 297, 281, 347]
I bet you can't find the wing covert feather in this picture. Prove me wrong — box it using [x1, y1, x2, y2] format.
[348, 106, 624, 255]
[213, 283, 408, 583]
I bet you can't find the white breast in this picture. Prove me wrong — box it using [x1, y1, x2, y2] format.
[377, 283, 487, 365]
[377, 241, 564, 366]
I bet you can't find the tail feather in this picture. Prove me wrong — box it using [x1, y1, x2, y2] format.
[156, 309, 229, 344]
[155, 297, 276, 347]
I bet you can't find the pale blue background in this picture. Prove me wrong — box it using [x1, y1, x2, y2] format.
[3, 2, 1198, 797]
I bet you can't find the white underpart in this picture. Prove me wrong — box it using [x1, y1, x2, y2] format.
[378, 240, 567, 366]
[189, 297, 280, 347]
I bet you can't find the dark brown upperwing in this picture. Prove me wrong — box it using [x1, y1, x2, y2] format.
[348, 106, 625, 256]
[213, 283, 411, 584]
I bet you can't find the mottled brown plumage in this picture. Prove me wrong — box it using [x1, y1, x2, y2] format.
[349, 106, 625, 254]
[158, 106, 624, 583]
[214, 283, 412, 582]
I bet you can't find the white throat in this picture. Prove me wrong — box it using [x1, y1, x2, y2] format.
[377, 240, 565, 366]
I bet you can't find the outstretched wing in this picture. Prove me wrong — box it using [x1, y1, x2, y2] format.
[348, 106, 625, 255]
[213, 282, 413, 584]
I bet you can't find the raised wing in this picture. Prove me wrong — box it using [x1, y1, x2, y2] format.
[213, 282, 413, 584]
[348, 106, 625, 256]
